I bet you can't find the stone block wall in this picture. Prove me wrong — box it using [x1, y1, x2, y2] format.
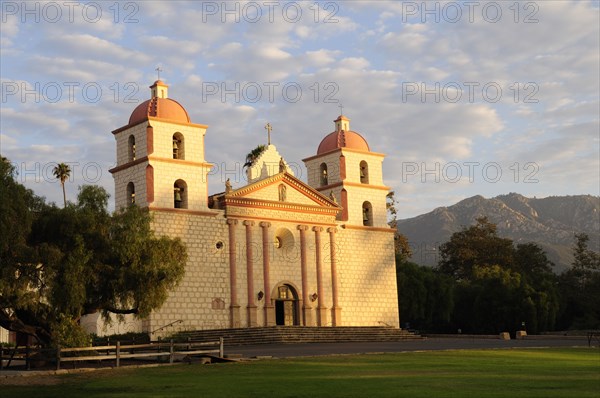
[337, 227, 399, 327]
[149, 210, 230, 334]
[147, 209, 398, 334]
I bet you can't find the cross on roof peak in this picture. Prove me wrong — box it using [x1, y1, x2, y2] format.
[265, 123, 273, 145]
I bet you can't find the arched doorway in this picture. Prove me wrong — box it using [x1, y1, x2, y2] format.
[274, 284, 299, 326]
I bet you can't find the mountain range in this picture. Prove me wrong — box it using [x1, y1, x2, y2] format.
[397, 193, 600, 273]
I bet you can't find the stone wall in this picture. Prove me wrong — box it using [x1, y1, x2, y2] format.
[337, 227, 399, 327]
[80, 313, 142, 337]
[0, 326, 9, 343]
[148, 210, 230, 334]
[147, 208, 399, 335]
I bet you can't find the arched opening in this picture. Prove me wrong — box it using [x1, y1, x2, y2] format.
[360, 161, 369, 184]
[273, 228, 295, 250]
[126, 182, 135, 205]
[128, 135, 136, 162]
[274, 284, 299, 326]
[172, 132, 185, 160]
[362, 201, 373, 226]
[174, 179, 188, 209]
[320, 162, 328, 186]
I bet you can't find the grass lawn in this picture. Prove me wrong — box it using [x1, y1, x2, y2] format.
[1, 348, 598, 398]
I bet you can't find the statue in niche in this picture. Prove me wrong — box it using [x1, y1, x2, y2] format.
[329, 190, 337, 203]
[279, 157, 286, 173]
[278, 184, 287, 202]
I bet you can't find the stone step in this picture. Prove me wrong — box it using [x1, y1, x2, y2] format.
[172, 326, 423, 346]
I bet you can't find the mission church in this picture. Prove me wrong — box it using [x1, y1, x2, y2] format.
[83, 79, 399, 335]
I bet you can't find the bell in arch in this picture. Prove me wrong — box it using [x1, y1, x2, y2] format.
[174, 187, 183, 208]
[173, 139, 179, 158]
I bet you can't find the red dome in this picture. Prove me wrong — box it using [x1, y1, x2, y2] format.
[128, 97, 190, 125]
[317, 130, 370, 155]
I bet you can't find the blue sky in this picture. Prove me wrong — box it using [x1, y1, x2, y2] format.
[1, 1, 598, 218]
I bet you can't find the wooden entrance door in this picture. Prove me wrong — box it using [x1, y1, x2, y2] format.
[275, 285, 298, 326]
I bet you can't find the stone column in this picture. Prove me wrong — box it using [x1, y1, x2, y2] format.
[227, 219, 240, 328]
[328, 227, 342, 326]
[298, 225, 313, 326]
[244, 220, 257, 327]
[260, 221, 275, 326]
[313, 226, 328, 326]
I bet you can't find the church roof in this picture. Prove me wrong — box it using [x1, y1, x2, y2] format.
[317, 129, 370, 155]
[129, 97, 190, 125]
[316, 115, 370, 155]
[222, 172, 341, 212]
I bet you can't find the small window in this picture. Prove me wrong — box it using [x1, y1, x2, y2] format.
[362, 201, 373, 226]
[211, 298, 225, 310]
[216, 241, 224, 249]
[174, 179, 188, 209]
[126, 182, 135, 204]
[274, 228, 294, 250]
[360, 161, 369, 184]
[173, 132, 185, 160]
[320, 163, 328, 186]
[128, 135, 136, 162]
[278, 285, 290, 299]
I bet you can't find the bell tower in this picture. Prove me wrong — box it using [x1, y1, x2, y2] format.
[110, 80, 212, 211]
[303, 115, 389, 227]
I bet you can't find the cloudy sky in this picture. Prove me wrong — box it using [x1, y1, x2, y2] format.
[1, 1, 598, 218]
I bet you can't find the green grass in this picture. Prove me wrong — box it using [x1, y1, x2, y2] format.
[2, 348, 599, 398]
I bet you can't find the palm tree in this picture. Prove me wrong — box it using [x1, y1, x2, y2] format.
[243, 144, 267, 169]
[53, 163, 71, 208]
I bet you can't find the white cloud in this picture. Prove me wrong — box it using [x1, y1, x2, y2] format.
[379, 24, 430, 53]
[39, 34, 152, 64]
[1, 0, 597, 218]
[304, 49, 340, 67]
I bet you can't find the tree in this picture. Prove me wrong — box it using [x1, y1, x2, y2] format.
[437, 218, 558, 334]
[52, 162, 71, 208]
[0, 166, 187, 346]
[0, 157, 52, 342]
[243, 144, 267, 169]
[514, 242, 554, 280]
[396, 260, 454, 332]
[387, 191, 412, 262]
[572, 233, 600, 272]
[557, 233, 600, 329]
[438, 217, 514, 281]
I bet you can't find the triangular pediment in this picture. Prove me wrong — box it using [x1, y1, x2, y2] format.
[224, 172, 340, 212]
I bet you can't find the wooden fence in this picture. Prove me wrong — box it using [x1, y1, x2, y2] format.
[0, 338, 224, 371]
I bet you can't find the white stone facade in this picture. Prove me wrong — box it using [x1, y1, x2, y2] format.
[0, 326, 9, 343]
[80, 313, 143, 337]
[99, 82, 399, 337]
